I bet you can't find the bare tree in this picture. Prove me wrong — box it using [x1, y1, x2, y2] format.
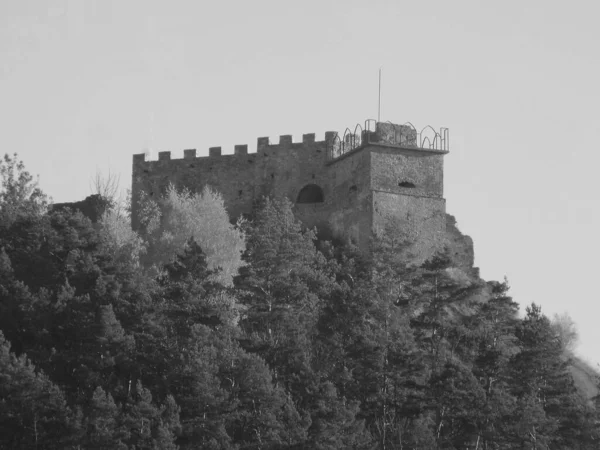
[89, 169, 120, 203]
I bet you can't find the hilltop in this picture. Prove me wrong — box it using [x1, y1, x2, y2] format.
[1, 152, 600, 448]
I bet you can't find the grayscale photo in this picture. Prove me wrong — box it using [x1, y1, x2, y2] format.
[1, 1, 599, 448]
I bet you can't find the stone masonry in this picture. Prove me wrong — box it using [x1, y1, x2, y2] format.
[131, 121, 469, 265]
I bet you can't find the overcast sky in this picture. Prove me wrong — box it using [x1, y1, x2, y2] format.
[2, 1, 599, 363]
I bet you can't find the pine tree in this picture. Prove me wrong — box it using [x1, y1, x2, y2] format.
[470, 280, 520, 448]
[0, 332, 73, 448]
[237, 197, 369, 448]
[119, 380, 180, 449]
[508, 303, 593, 449]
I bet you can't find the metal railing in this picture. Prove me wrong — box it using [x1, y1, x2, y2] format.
[327, 120, 449, 161]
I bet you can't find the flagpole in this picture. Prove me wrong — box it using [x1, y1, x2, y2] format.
[378, 67, 382, 122]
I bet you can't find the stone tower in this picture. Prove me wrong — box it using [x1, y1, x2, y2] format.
[131, 120, 450, 262]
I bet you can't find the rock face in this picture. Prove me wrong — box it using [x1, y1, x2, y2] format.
[51, 194, 110, 223]
[131, 121, 462, 265]
[444, 214, 476, 275]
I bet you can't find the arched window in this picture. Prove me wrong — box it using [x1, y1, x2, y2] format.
[399, 181, 416, 188]
[296, 184, 324, 203]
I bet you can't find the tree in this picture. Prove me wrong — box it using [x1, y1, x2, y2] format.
[409, 252, 479, 377]
[118, 381, 180, 449]
[237, 197, 370, 448]
[429, 361, 486, 448]
[125, 237, 307, 448]
[470, 280, 520, 448]
[84, 387, 126, 449]
[551, 312, 579, 354]
[138, 184, 246, 286]
[0, 332, 73, 448]
[0, 153, 48, 227]
[236, 196, 324, 339]
[99, 207, 147, 272]
[89, 168, 120, 206]
[508, 304, 593, 448]
[317, 258, 431, 449]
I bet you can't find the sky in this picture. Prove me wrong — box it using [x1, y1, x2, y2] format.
[2, 1, 600, 363]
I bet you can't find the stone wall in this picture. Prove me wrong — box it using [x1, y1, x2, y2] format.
[131, 121, 461, 265]
[370, 147, 444, 198]
[373, 191, 447, 264]
[131, 133, 334, 229]
[367, 143, 447, 261]
[324, 148, 372, 248]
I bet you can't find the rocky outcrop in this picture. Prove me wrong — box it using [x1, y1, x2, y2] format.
[51, 194, 110, 223]
[445, 213, 476, 276]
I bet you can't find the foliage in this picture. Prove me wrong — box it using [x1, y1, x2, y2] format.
[0, 332, 72, 449]
[551, 311, 579, 353]
[0, 153, 48, 226]
[1, 154, 599, 448]
[99, 207, 147, 270]
[139, 184, 246, 286]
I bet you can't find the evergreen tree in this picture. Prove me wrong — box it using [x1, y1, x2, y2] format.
[0, 332, 73, 449]
[118, 381, 180, 449]
[1, 155, 598, 449]
[470, 280, 520, 448]
[84, 387, 126, 449]
[508, 303, 594, 449]
[237, 197, 369, 448]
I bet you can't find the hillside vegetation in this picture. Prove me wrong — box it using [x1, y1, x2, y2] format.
[1, 153, 599, 449]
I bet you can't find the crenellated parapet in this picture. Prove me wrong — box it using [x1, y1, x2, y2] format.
[131, 119, 450, 263]
[133, 132, 337, 164]
[131, 129, 339, 231]
[132, 120, 450, 165]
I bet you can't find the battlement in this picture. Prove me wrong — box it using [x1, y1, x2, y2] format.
[133, 132, 337, 164]
[131, 118, 449, 260]
[133, 120, 449, 165]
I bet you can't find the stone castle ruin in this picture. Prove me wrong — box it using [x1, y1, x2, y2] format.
[131, 120, 473, 269]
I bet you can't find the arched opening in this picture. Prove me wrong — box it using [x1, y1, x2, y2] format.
[296, 184, 324, 203]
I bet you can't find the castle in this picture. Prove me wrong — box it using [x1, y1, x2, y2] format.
[131, 120, 473, 267]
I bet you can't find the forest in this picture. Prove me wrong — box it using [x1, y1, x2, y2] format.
[0, 152, 599, 449]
